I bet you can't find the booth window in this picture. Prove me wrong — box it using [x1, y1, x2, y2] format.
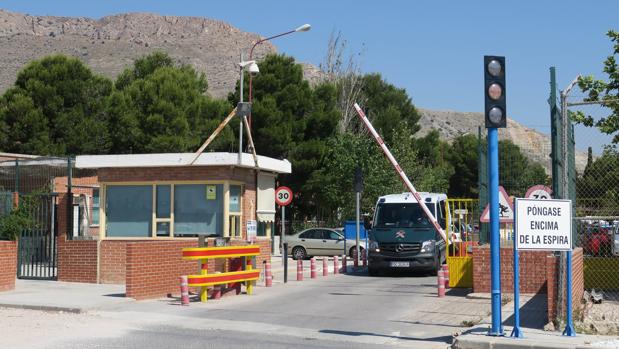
[228, 185, 242, 237]
[91, 189, 100, 226]
[174, 184, 223, 236]
[155, 185, 171, 237]
[105, 185, 152, 237]
[257, 221, 272, 237]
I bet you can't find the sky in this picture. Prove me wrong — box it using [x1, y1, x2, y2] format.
[1, 0, 617, 153]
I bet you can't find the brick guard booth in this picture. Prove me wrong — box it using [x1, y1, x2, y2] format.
[55, 152, 290, 300]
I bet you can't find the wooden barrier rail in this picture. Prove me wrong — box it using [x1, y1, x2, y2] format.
[182, 245, 260, 302]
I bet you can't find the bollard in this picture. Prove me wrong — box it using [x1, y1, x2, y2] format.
[323, 257, 328, 276]
[437, 269, 445, 298]
[297, 258, 304, 281]
[334, 255, 339, 275]
[342, 254, 347, 274]
[265, 260, 273, 287]
[442, 264, 450, 289]
[310, 257, 317, 279]
[212, 284, 222, 299]
[179, 276, 189, 306]
[354, 250, 359, 269]
[362, 249, 367, 267]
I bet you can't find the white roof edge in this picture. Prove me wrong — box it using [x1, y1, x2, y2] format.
[378, 192, 447, 203]
[75, 153, 291, 174]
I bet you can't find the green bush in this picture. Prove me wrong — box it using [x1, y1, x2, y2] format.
[0, 195, 38, 241]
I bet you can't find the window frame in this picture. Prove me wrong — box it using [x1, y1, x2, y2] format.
[100, 180, 243, 240]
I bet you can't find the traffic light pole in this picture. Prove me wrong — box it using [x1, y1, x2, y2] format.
[488, 127, 503, 336]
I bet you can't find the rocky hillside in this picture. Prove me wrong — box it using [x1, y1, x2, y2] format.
[0, 9, 583, 173]
[0, 9, 283, 98]
[417, 108, 588, 174]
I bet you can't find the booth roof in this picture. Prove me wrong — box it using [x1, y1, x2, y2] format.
[75, 152, 291, 174]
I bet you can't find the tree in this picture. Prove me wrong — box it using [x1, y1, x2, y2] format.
[447, 134, 480, 198]
[574, 30, 619, 143]
[577, 145, 619, 216]
[108, 52, 235, 153]
[0, 55, 113, 155]
[499, 139, 549, 197]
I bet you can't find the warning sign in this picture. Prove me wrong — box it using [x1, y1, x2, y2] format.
[515, 198, 572, 251]
[480, 186, 514, 223]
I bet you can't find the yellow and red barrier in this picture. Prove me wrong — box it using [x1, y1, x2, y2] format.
[182, 245, 260, 302]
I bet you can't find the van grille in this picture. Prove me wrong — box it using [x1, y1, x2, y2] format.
[379, 242, 421, 255]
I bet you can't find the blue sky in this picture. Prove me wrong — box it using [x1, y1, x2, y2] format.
[2, 1, 617, 151]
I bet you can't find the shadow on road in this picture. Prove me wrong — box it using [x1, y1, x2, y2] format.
[319, 329, 453, 344]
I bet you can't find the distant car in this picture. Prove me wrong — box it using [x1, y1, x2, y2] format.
[286, 228, 363, 260]
[583, 224, 613, 256]
[614, 224, 619, 256]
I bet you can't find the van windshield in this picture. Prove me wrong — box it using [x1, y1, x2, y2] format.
[374, 203, 435, 228]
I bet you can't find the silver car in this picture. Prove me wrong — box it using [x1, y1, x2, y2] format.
[286, 228, 364, 260]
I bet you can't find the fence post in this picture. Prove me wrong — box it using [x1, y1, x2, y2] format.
[67, 157, 73, 240]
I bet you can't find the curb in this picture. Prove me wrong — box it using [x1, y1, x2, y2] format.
[0, 303, 85, 314]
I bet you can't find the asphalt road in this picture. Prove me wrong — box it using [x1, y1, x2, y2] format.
[3, 269, 487, 349]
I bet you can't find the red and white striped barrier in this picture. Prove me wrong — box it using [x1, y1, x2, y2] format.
[297, 259, 304, 281]
[310, 257, 317, 279]
[342, 255, 347, 274]
[265, 260, 272, 287]
[333, 256, 339, 275]
[323, 257, 328, 276]
[437, 269, 445, 297]
[442, 264, 450, 289]
[179, 276, 189, 306]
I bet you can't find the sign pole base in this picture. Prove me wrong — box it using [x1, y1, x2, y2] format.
[510, 326, 524, 339]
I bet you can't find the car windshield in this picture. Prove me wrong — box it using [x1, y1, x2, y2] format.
[374, 203, 434, 228]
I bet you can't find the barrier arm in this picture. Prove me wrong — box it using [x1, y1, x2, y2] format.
[353, 103, 446, 242]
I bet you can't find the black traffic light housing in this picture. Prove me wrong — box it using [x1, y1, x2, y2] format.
[484, 56, 507, 128]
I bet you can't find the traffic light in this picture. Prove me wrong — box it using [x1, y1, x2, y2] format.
[484, 56, 506, 128]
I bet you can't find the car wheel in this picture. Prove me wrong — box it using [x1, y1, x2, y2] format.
[349, 246, 363, 258]
[292, 246, 307, 260]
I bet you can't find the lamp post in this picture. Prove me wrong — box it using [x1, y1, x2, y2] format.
[248, 23, 311, 128]
[237, 56, 259, 164]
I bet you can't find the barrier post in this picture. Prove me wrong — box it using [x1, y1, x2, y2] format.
[297, 258, 303, 281]
[200, 260, 208, 302]
[246, 257, 254, 295]
[334, 255, 339, 275]
[310, 257, 317, 279]
[563, 250, 576, 336]
[511, 207, 523, 338]
[179, 276, 189, 306]
[362, 249, 367, 267]
[212, 283, 222, 299]
[342, 254, 347, 274]
[354, 249, 359, 270]
[265, 260, 272, 287]
[283, 242, 288, 283]
[437, 269, 445, 297]
[323, 257, 328, 276]
[442, 264, 450, 289]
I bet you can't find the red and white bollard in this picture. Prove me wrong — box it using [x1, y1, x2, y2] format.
[442, 264, 450, 289]
[265, 260, 273, 287]
[179, 276, 189, 306]
[342, 254, 347, 273]
[212, 284, 222, 299]
[297, 258, 304, 281]
[362, 249, 367, 267]
[437, 269, 445, 298]
[310, 257, 317, 279]
[353, 250, 359, 269]
[334, 256, 339, 275]
[323, 257, 328, 276]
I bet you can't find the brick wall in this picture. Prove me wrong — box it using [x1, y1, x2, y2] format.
[546, 248, 584, 322]
[473, 245, 552, 294]
[98, 166, 256, 186]
[0, 241, 17, 292]
[100, 240, 128, 284]
[56, 236, 98, 283]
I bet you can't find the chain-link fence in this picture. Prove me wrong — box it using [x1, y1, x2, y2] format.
[571, 109, 619, 305]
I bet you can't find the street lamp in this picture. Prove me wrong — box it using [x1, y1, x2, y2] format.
[247, 23, 311, 128]
[237, 58, 259, 164]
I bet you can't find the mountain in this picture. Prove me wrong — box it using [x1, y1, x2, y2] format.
[0, 9, 583, 174]
[416, 108, 588, 174]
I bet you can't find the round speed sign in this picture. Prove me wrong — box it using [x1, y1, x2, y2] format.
[275, 186, 293, 206]
[524, 185, 553, 200]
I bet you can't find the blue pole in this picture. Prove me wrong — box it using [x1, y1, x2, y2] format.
[511, 201, 523, 338]
[488, 127, 503, 336]
[563, 250, 576, 336]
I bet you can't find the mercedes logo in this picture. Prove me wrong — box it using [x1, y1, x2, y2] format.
[395, 244, 404, 252]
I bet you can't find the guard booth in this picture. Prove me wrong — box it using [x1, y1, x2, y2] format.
[445, 199, 479, 288]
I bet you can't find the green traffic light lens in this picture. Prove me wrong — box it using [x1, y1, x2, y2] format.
[487, 60, 502, 77]
[488, 83, 503, 100]
[488, 107, 503, 124]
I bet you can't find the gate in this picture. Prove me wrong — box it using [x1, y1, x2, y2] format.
[17, 193, 57, 280]
[446, 199, 478, 288]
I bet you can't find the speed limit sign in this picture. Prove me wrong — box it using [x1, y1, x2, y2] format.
[524, 185, 553, 200]
[275, 186, 293, 206]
